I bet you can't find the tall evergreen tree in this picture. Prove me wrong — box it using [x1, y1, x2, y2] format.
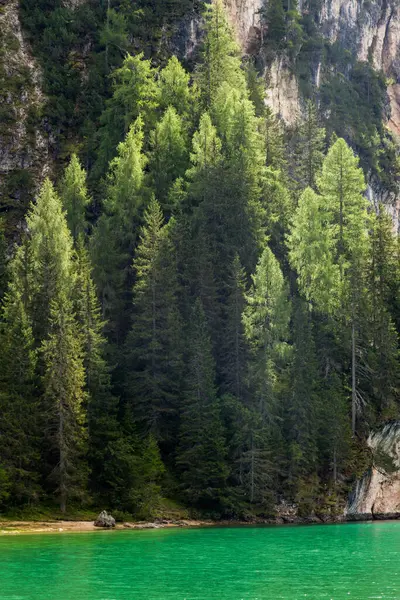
[366, 208, 400, 418]
[91, 118, 146, 342]
[158, 56, 192, 117]
[93, 53, 158, 180]
[74, 239, 120, 496]
[28, 179, 75, 344]
[0, 261, 40, 506]
[221, 254, 249, 401]
[0, 218, 7, 302]
[59, 154, 90, 244]
[126, 199, 183, 447]
[41, 290, 87, 513]
[25, 178, 88, 511]
[292, 100, 326, 191]
[177, 299, 228, 509]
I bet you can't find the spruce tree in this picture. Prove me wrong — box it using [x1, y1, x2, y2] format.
[74, 239, 120, 496]
[59, 154, 90, 244]
[285, 299, 319, 498]
[0, 219, 7, 301]
[126, 198, 183, 447]
[367, 208, 400, 418]
[177, 299, 228, 509]
[221, 254, 248, 401]
[0, 267, 40, 506]
[41, 291, 88, 513]
[292, 100, 326, 191]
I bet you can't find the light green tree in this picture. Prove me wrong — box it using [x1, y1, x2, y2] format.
[289, 138, 369, 433]
[59, 154, 90, 244]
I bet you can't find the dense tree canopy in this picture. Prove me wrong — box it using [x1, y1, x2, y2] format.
[0, 1, 398, 519]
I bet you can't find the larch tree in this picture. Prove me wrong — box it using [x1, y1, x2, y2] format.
[93, 53, 158, 180]
[241, 245, 290, 503]
[157, 56, 192, 117]
[91, 118, 147, 342]
[149, 107, 188, 214]
[289, 138, 369, 433]
[196, 0, 246, 108]
[59, 154, 90, 245]
[26, 178, 88, 512]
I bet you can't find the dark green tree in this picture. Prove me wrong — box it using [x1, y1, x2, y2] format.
[126, 198, 183, 448]
[177, 299, 228, 509]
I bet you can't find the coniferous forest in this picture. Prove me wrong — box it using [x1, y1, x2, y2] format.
[0, 1, 399, 520]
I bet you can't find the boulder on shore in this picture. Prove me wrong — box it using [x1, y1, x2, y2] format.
[94, 511, 116, 528]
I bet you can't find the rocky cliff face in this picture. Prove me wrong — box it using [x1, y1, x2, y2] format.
[346, 421, 400, 519]
[224, 0, 400, 231]
[226, 0, 400, 123]
[0, 0, 50, 220]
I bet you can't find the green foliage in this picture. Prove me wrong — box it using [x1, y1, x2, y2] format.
[59, 154, 90, 244]
[103, 434, 164, 518]
[196, 0, 246, 108]
[91, 118, 146, 342]
[126, 198, 183, 446]
[177, 300, 229, 510]
[149, 107, 189, 213]
[1, 0, 399, 519]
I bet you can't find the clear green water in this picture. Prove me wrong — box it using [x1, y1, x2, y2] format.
[0, 522, 399, 599]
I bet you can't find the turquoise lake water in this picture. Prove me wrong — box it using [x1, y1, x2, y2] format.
[0, 521, 399, 599]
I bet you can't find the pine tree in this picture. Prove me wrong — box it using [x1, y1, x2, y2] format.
[126, 198, 183, 447]
[59, 154, 90, 244]
[177, 299, 228, 509]
[149, 107, 188, 214]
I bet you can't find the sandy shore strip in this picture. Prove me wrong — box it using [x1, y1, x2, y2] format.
[0, 519, 213, 535]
